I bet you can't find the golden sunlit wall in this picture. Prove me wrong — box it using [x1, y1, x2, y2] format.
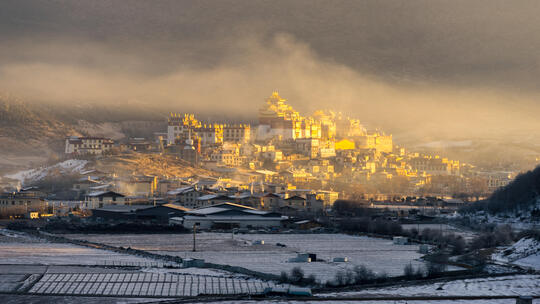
[335, 139, 355, 150]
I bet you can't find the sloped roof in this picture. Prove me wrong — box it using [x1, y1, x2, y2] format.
[231, 192, 253, 199]
[20, 186, 40, 191]
[188, 206, 228, 215]
[212, 202, 257, 210]
[166, 186, 194, 195]
[89, 184, 111, 190]
[93, 204, 151, 213]
[86, 190, 125, 198]
[187, 202, 269, 216]
[197, 194, 230, 201]
[196, 194, 219, 201]
[161, 203, 191, 211]
[285, 195, 306, 201]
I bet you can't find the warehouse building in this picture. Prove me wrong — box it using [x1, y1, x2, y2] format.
[171, 202, 285, 229]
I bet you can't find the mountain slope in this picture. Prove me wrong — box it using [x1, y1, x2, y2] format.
[486, 165, 540, 215]
[0, 96, 165, 173]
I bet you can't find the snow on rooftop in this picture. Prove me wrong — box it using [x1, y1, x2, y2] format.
[187, 203, 271, 217]
[79, 169, 96, 175]
[88, 184, 110, 190]
[243, 209, 268, 215]
[94, 204, 151, 212]
[86, 191, 108, 197]
[189, 207, 228, 215]
[86, 190, 124, 197]
[167, 186, 193, 195]
[232, 192, 252, 199]
[196, 194, 219, 200]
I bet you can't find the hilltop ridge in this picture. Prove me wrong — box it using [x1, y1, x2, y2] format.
[0, 96, 165, 172]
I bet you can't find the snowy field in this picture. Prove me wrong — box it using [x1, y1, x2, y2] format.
[0, 229, 158, 266]
[0, 295, 160, 304]
[513, 253, 540, 270]
[63, 233, 427, 283]
[319, 274, 540, 298]
[0, 229, 286, 298]
[492, 237, 540, 270]
[219, 300, 538, 304]
[0, 242, 166, 266]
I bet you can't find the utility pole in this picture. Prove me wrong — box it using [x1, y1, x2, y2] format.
[192, 223, 197, 252]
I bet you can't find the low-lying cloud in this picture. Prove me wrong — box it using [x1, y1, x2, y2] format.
[1, 33, 539, 144]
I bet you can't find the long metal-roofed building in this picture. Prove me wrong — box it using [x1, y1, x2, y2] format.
[91, 203, 191, 223]
[171, 202, 285, 230]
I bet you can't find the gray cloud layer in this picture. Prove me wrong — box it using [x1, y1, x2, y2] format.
[0, 0, 539, 141]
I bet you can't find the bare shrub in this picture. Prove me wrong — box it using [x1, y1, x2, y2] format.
[290, 266, 304, 283]
[415, 266, 425, 278]
[426, 262, 446, 278]
[353, 265, 375, 283]
[376, 271, 389, 282]
[403, 263, 415, 279]
[279, 271, 289, 283]
[305, 274, 317, 285]
[333, 270, 347, 286]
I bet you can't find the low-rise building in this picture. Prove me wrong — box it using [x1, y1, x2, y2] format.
[223, 124, 251, 143]
[261, 193, 282, 211]
[316, 190, 339, 208]
[135, 203, 191, 223]
[210, 144, 242, 167]
[0, 188, 47, 218]
[84, 191, 126, 209]
[283, 195, 307, 209]
[194, 194, 231, 208]
[486, 173, 514, 192]
[90, 204, 150, 221]
[174, 202, 285, 229]
[116, 176, 158, 197]
[65, 136, 114, 155]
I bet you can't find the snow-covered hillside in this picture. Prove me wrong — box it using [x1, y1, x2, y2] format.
[4, 159, 88, 185]
[493, 237, 540, 270]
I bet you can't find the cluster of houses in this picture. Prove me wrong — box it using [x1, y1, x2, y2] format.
[0, 187, 48, 218]
[58, 92, 515, 203]
[69, 165, 338, 215]
[0, 180, 297, 230]
[81, 175, 334, 217]
[91, 201, 285, 230]
[3, 92, 514, 221]
[165, 183, 332, 216]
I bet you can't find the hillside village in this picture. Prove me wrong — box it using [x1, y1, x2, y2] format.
[0, 92, 523, 222]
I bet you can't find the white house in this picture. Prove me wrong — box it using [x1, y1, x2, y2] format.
[84, 191, 126, 209]
[65, 136, 114, 155]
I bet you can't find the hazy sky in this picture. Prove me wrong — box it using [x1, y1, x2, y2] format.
[1, 0, 539, 141]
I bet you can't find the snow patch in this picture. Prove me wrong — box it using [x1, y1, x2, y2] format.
[4, 159, 88, 184]
[492, 237, 540, 270]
